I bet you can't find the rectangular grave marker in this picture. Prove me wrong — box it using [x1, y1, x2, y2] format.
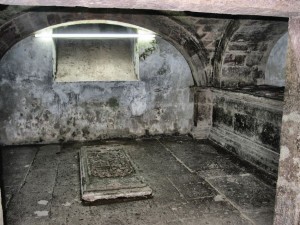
[80, 145, 152, 202]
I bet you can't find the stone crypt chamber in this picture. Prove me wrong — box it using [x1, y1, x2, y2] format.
[0, 1, 299, 225]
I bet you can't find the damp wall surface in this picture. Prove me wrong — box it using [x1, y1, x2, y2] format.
[207, 30, 287, 176]
[192, 86, 284, 177]
[215, 20, 287, 88]
[265, 33, 288, 87]
[208, 88, 283, 176]
[0, 36, 194, 145]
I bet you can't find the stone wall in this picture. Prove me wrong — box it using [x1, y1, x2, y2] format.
[274, 17, 300, 225]
[0, 9, 211, 86]
[54, 24, 138, 82]
[191, 87, 213, 139]
[0, 7, 289, 177]
[213, 19, 287, 88]
[0, 35, 194, 145]
[209, 88, 283, 176]
[0, 8, 289, 88]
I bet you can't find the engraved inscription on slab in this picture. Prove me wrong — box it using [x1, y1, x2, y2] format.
[80, 145, 152, 202]
[87, 149, 135, 178]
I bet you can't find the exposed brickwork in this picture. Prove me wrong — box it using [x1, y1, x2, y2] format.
[196, 18, 229, 55]
[0, 7, 289, 89]
[219, 20, 288, 88]
[212, 20, 240, 87]
[169, 16, 287, 88]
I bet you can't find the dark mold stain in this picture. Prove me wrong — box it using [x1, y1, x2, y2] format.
[107, 97, 119, 110]
[234, 114, 256, 136]
[212, 106, 233, 127]
[259, 122, 280, 150]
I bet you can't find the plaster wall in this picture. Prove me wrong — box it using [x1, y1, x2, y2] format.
[55, 39, 137, 82]
[0, 35, 194, 145]
[265, 33, 288, 87]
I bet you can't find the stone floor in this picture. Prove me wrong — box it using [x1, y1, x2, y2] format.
[0, 136, 276, 225]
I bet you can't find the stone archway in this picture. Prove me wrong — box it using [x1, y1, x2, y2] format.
[0, 8, 210, 86]
[212, 18, 287, 88]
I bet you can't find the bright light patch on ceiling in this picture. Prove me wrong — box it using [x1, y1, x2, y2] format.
[35, 31, 155, 40]
[137, 29, 155, 41]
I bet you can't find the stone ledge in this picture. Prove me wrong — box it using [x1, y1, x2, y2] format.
[212, 87, 284, 109]
[209, 127, 279, 176]
[190, 125, 211, 139]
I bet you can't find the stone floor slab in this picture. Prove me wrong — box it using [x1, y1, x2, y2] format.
[1, 137, 276, 225]
[181, 213, 252, 225]
[245, 210, 275, 225]
[159, 138, 240, 172]
[22, 169, 57, 193]
[80, 145, 152, 202]
[170, 196, 238, 219]
[56, 162, 80, 186]
[207, 174, 276, 212]
[167, 173, 217, 200]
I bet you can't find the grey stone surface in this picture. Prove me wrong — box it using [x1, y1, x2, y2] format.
[1, 137, 276, 225]
[0, 8, 287, 92]
[191, 87, 213, 139]
[55, 25, 137, 82]
[80, 145, 152, 202]
[180, 213, 253, 225]
[217, 20, 287, 88]
[265, 33, 288, 87]
[0, 5, 291, 225]
[209, 88, 283, 176]
[159, 137, 241, 173]
[1, 0, 300, 17]
[273, 17, 300, 225]
[246, 210, 275, 225]
[0, 35, 193, 145]
[1, 146, 38, 208]
[207, 174, 276, 211]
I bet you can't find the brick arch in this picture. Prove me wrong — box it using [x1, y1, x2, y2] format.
[213, 18, 288, 88]
[0, 9, 209, 86]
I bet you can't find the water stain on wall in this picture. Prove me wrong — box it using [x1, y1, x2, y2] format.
[0, 36, 194, 145]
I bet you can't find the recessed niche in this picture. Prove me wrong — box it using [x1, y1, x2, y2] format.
[53, 24, 139, 82]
